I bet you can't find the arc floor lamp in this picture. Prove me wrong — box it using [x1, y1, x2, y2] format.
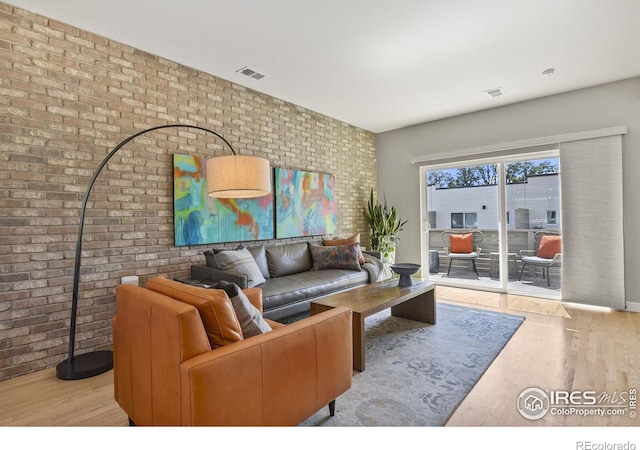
[56, 124, 271, 380]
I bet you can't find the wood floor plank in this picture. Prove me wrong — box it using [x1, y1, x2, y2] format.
[0, 367, 127, 426]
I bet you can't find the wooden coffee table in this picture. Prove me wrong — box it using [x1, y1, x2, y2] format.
[310, 278, 436, 372]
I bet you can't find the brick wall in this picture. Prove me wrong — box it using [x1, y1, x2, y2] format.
[0, 3, 376, 381]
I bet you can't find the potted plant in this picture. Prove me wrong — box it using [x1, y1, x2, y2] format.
[364, 189, 407, 276]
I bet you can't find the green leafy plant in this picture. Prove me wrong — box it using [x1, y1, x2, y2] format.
[364, 189, 407, 255]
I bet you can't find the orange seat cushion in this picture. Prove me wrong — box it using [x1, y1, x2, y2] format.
[323, 233, 366, 264]
[537, 235, 562, 259]
[145, 277, 243, 348]
[450, 233, 474, 253]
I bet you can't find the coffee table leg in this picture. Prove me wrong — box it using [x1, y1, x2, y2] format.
[391, 288, 436, 324]
[353, 311, 365, 372]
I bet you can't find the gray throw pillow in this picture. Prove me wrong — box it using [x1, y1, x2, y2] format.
[246, 245, 270, 279]
[204, 245, 242, 269]
[215, 281, 272, 338]
[214, 248, 266, 288]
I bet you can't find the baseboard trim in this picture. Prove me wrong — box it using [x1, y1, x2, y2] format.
[626, 301, 640, 313]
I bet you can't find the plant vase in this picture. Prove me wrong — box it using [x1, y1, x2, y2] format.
[377, 235, 397, 279]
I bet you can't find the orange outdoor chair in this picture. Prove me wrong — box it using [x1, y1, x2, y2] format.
[441, 230, 483, 279]
[518, 231, 562, 286]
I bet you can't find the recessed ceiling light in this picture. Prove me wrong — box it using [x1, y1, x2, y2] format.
[542, 68, 555, 77]
[484, 87, 506, 98]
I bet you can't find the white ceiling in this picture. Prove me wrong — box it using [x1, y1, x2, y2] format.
[6, 0, 640, 133]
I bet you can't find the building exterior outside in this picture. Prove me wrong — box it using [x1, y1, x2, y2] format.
[427, 173, 561, 232]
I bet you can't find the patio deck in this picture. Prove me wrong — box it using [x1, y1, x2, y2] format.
[426, 228, 561, 298]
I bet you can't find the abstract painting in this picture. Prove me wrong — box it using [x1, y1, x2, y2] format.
[173, 154, 274, 246]
[275, 167, 336, 238]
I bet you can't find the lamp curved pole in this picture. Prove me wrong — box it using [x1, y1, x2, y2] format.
[57, 124, 237, 380]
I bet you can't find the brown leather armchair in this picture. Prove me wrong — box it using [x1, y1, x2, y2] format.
[113, 282, 352, 426]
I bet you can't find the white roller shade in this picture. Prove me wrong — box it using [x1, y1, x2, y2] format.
[559, 135, 625, 309]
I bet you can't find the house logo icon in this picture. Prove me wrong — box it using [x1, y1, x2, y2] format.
[517, 387, 550, 420]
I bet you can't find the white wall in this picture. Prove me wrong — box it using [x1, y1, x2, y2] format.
[427, 174, 561, 230]
[428, 184, 498, 229]
[375, 77, 640, 307]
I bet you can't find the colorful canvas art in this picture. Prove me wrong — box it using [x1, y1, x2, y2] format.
[173, 154, 274, 246]
[275, 167, 336, 238]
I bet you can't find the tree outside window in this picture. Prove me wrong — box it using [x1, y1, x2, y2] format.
[428, 159, 558, 188]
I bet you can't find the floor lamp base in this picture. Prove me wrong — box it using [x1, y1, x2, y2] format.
[56, 350, 113, 380]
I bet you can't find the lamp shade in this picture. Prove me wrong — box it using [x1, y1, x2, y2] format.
[207, 155, 271, 198]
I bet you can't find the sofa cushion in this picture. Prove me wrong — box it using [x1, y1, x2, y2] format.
[145, 277, 243, 348]
[266, 242, 312, 277]
[215, 248, 266, 287]
[245, 245, 270, 279]
[310, 243, 361, 271]
[323, 233, 366, 264]
[260, 269, 369, 312]
[204, 245, 270, 280]
[203, 245, 243, 269]
[214, 281, 272, 338]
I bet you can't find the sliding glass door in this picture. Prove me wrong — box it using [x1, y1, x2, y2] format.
[505, 157, 561, 297]
[422, 152, 561, 299]
[425, 162, 500, 290]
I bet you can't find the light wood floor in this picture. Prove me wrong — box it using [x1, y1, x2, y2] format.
[1, 287, 638, 427]
[440, 287, 640, 426]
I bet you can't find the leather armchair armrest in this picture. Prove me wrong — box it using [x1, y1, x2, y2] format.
[243, 287, 263, 312]
[179, 306, 352, 426]
[241, 287, 280, 329]
[191, 265, 249, 289]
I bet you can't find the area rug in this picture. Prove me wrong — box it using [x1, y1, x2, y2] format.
[300, 303, 525, 426]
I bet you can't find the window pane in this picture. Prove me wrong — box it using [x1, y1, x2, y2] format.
[506, 157, 561, 294]
[425, 156, 562, 297]
[426, 162, 497, 287]
[465, 213, 478, 228]
[451, 213, 463, 228]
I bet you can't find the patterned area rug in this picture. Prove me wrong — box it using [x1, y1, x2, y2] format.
[300, 303, 525, 426]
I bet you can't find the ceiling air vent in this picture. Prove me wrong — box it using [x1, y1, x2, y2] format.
[484, 87, 505, 98]
[236, 66, 265, 80]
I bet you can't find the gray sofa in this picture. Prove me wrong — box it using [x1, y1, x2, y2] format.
[191, 240, 383, 321]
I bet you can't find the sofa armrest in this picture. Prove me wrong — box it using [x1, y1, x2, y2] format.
[179, 306, 353, 426]
[191, 265, 249, 289]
